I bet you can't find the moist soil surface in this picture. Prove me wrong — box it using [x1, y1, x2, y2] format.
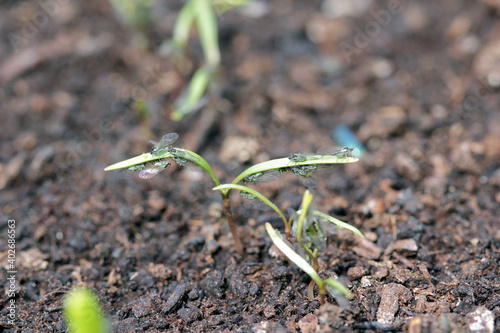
[1, 1, 500, 332]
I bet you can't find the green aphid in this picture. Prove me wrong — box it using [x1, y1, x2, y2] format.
[128, 164, 146, 171]
[240, 191, 257, 200]
[174, 156, 189, 164]
[243, 170, 281, 183]
[291, 164, 317, 177]
[154, 161, 170, 168]
[150, 133, 179, 155]
[288, 147, 354, 163]
[288, 153, 308, 162]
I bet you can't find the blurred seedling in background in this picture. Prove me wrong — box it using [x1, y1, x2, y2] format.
[63, 287, 109, 333]
[105, 132, 361, 302]
[108, 1, 251, 120]
[109, 0, 154, 46]
[159, 0, 251, 120]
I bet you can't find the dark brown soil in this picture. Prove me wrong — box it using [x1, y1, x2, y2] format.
[1, 0, 499, 332]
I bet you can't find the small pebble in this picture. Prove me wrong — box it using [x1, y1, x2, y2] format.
[352, 237, 382, 260]
[474, 40, 500, 88]
[131, 294, 155, 318]
[264, 304, 276, 318]
[321, 0, 372, 18]
[298, 313, 318, 333]
[376, 283, 412, 325]
[219, 136, 260, 162]
[467, 307, 494, 333]
[164, 284, 187, 314]
[384, 239, 418, 256]
[347, 266, 366, 281]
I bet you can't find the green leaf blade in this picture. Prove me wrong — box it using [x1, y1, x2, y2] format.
[195, 0, 220, 66]
[232, 156, 359, 185]
[265, 222, 324, 287]
[312, 210, 364, 237]
[104, 152, 174, 171]
[324, 278, 354, 299]
[213, 184, 287, 225]
[296, 190, 314, 246]
[172, 0, 196, 46]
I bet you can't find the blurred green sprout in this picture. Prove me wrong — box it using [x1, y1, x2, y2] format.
[109, 0, 154, 35]
[63, 287, 109, 333]
[109, 0, 252, 119]
[161, 0, 250, 120]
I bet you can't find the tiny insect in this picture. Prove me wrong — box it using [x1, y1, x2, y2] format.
[306, 220, 327, 252]
[128, 164, 146, 171]
[150, 133, 179, 155]
[288, 146, 354, 162]
[316, 146, 354, 158]
[240, 191, 257, 200]
[171, 152, 202, 171]
[291, 165, 318, 188]
[243, 169, 281, 183]
[173, 156, 189, 164]
[240, 191, 271, 210]
[288, 153, 308, 162]
[138, 161, 171, 179]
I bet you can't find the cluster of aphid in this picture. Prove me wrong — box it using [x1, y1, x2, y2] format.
[127, 132, 353, 191]
[127, 132, 196, 179]
[242, 146, 354, 188]
[288, 207, 335, 255]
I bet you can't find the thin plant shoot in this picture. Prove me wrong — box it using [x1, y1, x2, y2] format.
[104, 132, 359, 255]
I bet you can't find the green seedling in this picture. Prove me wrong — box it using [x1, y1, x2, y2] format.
[105, 132, 359, 255]
[162, 0, 250, 120]
[63, 287, 109, 333]
[109, 0, 153, 49]
[266, 221, 354, 305]
[109, 0, 153, 31]
[212, 0, 252, 15]
[266, 190, 362, 304]
[219, 187, 363, 304]
[109, 0, 251, 119]
[288, 190, 363, 301]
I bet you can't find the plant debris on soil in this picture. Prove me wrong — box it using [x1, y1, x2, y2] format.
[1, 0, 499, 332]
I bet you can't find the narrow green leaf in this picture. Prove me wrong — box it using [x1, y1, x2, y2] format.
[232, 156, 359, 185]
[104, 152, 174, 171]
[213, 184, 287, 225]
[296, 190, 313, 246]
[174, 148, 221, 186]
[110, 0, 153, 31]
[172, 0, 197, 47]
[265, 222, 324, 287]
[324, 278, 353, 299]
[195, 0, 220, 66]
[104, 147, 220, 186]
[296, 210, 364, 238]
[172, 66, 213, 120]
[63, 287, 109, 333]
[212, 0, 251, 15]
